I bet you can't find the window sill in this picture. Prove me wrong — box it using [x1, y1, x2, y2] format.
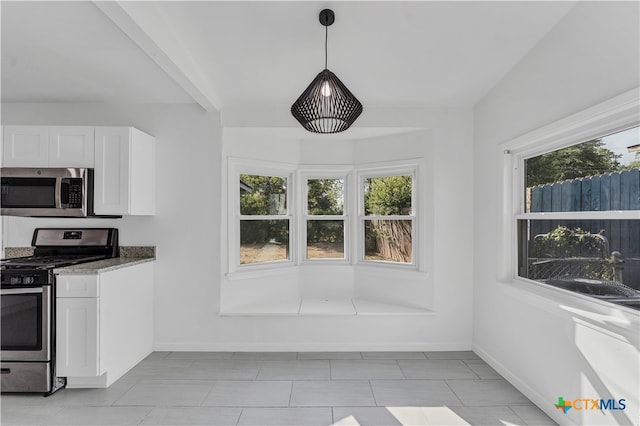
[507, 276, 640, 318]
[219, 298, 434, 317]
[226, 263, 429, 281]
[226, 265, 298, 281]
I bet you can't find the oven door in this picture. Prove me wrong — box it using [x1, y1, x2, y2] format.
[0, 286, 51, 362]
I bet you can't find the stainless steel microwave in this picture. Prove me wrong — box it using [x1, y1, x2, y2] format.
[1, 168, 94, 217]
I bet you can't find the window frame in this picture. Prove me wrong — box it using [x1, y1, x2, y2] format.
[228, 158, 424, 274]
[356, 165, 418, 268]
[300, 171, 350, 264]
[229, 158, 296, 273]
[501, 89, 640, 291]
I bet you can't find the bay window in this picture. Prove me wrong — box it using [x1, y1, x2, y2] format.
[229, 159, 421, 272]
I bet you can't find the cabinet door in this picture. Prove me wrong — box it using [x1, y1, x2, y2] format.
[94, 127, 131, 215]
[129, 128, 155, 215]
[56, 298, 100, 377]
[49, 126, 95, 167]
[2, 126, 49, 167]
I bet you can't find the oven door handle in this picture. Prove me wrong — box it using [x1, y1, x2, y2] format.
[1, 287, 44, 295]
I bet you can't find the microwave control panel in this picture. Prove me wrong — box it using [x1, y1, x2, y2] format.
[62, 178, 83, 208]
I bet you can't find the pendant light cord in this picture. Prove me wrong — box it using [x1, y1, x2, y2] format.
[324, 24, 328, 70]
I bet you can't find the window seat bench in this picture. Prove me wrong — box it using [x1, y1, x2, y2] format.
[219, 298, 433, 316]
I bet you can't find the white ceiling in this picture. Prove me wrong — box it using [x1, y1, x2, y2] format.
[1, 1, 576, 111]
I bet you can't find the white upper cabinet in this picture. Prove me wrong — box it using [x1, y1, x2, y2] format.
[2, 125, 155, 216]
[94, 127, 155, 216]
[2, 126, 49, 167]
[49, 126, 95, 167]
[2, 125, 95, 168]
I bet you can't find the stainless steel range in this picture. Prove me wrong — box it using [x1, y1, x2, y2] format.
[1, 228, 118, 395]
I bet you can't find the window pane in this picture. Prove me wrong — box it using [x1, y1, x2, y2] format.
[525, 127, 640, 213]
[307, 220, 344, 259]
[364, 175, 412, 215]
[364, 219, 412, 263]
[518, 219, 640, 308]
[307, 179, 344, 215]
[240, 174, 287, 215]
[240, 220, 289, 264]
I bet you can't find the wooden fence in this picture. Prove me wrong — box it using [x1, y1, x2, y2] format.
[527, 169, 640, 287]
[529, 169, 640, 212]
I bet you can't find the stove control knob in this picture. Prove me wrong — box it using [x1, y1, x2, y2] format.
[24, 276, 34, 285]
[10, 277, 22, 285]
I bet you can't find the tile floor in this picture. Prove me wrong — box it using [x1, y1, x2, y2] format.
[1, 351, 556, 425]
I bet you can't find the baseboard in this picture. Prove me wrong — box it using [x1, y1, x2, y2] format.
[153, 341, 473, 352]
[473, 344, 571, 426]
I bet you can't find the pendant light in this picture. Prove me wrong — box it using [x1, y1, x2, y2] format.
[291, 9, 363, 134]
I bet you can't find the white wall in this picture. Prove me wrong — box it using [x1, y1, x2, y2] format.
[2, 102, 475, 352]
[473, 2, 639, 425]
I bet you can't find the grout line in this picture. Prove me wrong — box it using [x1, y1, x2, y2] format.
[198, 381, 217, 407]
[396, 359, 408, 379]
[368, 380, 379, 407]
[288, 380, 294, 407]
[444, 379, 466, 407]
[254, 360, 263, 380]
[236, 407, 244, 426]
[506, 406, 530, 425]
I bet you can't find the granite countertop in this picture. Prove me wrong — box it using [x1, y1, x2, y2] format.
[54, 256, 155, 274]
[3, 246, 155, 275]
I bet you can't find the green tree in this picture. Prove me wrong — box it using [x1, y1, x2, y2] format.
[306, 179, 344, 244]
[364, 175, 412, 215]
[621, 153, 640, 171]
[526, 139, 622, 187]
[239, 174, 286, 215]
[363, 175, 413, 263]
[307, 179, 343, 215]
[239, 174, 287, 244]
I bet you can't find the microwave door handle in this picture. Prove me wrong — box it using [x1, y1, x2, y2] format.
[1, 287, 44, 295]
[55, 177, 62, 208]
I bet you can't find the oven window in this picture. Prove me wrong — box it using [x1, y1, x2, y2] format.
[1, 294, 43, 350]
[1, 177, 56, 208]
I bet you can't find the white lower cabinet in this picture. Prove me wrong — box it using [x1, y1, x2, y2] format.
[56, 298, 100, 377]
[56, 261, 154, 388]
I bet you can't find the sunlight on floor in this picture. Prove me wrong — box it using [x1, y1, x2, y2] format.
[330, 406, 505, 425]
[331, 415, 361, 426]
[331, 406, 528, 425]
[386, 407, 469, 425]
